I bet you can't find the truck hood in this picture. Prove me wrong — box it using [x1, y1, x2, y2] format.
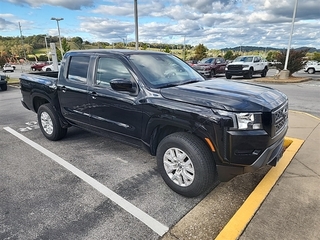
[193, 63, 210, 69]
[228, 61, 247, 65]
[160, 79, 287, 112]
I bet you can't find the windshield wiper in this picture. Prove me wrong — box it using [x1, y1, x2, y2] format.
[181, 80, 201, 85]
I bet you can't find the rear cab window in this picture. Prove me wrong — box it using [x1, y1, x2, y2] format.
[67, 56, 90, 84]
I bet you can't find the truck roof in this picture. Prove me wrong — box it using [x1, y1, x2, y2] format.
[65, 49, 169, 56]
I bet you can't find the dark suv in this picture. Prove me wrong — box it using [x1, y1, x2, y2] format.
[0, 75, 7, 91]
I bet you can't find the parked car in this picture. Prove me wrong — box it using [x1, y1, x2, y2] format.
[186, 60, 198, 67]
[42, 62, 60, 71]
[0, 74, 7, 91]
[2, 63, 15, 73]
[225, 55, 268, 79]
[192, 57, 227, 78]
[31, 62, 50, 71]
[19, 49, 288, 197]
[304, 61, 320, 74]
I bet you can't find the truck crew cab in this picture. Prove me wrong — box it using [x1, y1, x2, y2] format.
[20, 50, 288, 197]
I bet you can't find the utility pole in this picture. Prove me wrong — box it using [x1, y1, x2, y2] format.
[18, 22, 27, 60]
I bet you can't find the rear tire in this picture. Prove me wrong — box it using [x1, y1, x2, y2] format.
[156, 132, 216, 197]
[261, 68, 267, 77]
[37, 103, 67, 141]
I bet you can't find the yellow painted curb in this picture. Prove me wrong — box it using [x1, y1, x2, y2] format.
[215, 137, 304, 240]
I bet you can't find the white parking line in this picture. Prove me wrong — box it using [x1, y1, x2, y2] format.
[4, 127, 169, 236]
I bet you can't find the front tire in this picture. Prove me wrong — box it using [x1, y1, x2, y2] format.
[37, 103, 67, 141]
[307, 68, 315, 74]
[1, 84, 7, 91]
[226, 73, 232, 79]
[245, 69, 253, 79]
[156, 132, 216, 197]
[210, 69, 216, 78]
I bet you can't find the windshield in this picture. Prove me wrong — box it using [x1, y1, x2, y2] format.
[199, 58, 215, 64]
[234, 56, 253, 62]
[129, 53, 204, 88]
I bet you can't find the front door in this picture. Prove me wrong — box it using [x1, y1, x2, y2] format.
[88, 56, 143, 144]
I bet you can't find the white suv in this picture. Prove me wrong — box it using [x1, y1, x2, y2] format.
[304, 61, 320, 74]
[225, 56, 268, 79]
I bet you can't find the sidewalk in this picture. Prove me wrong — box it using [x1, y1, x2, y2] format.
[161, 111, 320, 240]
[239, 111, 320, 240]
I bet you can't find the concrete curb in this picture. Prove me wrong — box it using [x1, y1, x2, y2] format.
[215, 137, 304, 240]
[253, 77, 312, 83]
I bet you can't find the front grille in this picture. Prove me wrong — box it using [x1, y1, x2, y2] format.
[272, 102, 288, 136]
[228, 65, 243, 70]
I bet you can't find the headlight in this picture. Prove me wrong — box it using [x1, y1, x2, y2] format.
[242, 65, 249, 68]
[236, 113, 262, 130]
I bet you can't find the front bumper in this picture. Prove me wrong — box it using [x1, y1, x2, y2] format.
[226, 70, 249, 76]
[216, 133, 286, 182]
[195, 69, 211, 76]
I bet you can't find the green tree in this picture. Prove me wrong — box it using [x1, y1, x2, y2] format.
[275, 49, 308, 76]
[266, 51, 279, 62]
[224, 50, 234, 60]
[193, 44, 208, 60]
[141, 43, 148, 50]
[164, 45, 171, 53]
[62, 38, 70, 54]
[311, 52, 320, 62]
[72, 37, 83, 49]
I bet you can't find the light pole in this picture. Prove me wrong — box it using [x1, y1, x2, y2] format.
[44, 35, 50, 61]
[51, 17, 64, 56]
[279, 0, 298, 79]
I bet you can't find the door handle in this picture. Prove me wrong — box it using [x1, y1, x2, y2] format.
[61, 86, 67, 93]
[90, 92, 98, 99]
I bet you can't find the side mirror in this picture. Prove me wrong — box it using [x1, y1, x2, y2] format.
[110, 78, 136, 93]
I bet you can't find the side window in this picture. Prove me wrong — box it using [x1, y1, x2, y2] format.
[67, 56, 90, 83]
[95, 57, 131, 86]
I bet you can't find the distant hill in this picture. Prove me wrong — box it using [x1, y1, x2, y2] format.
[220, 46, 319, 53]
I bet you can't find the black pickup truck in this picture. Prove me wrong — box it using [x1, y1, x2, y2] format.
[20, 50, 288, 197]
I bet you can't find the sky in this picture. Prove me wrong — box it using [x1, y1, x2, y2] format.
[0, 0, 319, 49]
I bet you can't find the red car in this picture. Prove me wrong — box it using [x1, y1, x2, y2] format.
[30, 62, 50, 71]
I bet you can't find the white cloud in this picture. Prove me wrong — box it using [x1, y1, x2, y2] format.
[2, 0, 320, 49]
[5, 0, 94, 10]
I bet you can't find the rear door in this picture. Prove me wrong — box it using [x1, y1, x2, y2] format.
[57, 55, 91, 128]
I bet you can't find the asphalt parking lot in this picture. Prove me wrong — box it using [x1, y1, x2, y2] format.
[0, 83, 273, 240]
[1, 67, 319, 239]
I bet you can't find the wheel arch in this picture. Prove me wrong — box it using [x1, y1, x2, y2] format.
[32, 94, 51, 113]
[146, 118, 215, 157]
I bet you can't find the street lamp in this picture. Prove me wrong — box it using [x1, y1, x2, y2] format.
[44, 35, 50, 61]
[51, 17, 64, 56]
